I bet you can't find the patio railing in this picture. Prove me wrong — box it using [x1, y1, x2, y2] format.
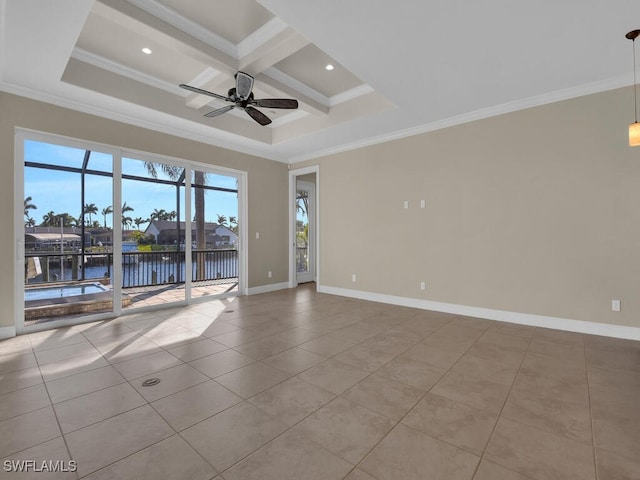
[25, 249, 238, 288]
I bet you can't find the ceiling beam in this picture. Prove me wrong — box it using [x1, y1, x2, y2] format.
[184, 68, 229, 109]
[255, 73, 328, 116]
[97, 0, 238, 75]
[239, 28, 309, 74]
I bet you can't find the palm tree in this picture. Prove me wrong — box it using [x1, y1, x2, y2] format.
[167, 210, 177, 221]
[142, 163, 206, 279]
[143, 163, 183, 181]
[24, 196, 37, 218]
[122, 216, 133, 230]
[229, 216, 238, 234]
[194, 171, 206, 279]
[216, 214, 228, 227]
[41, 211, 57, 227]
[58, 213, 77, 227]
[133, 217, 146, 230]
[84, 203, 98, 225]
[25, 217, 36, 228]
[101, 206, 113, 228]
[122, 202, 134, 216]
[296, 190, 309, 216]
[150, 208, 167, 221]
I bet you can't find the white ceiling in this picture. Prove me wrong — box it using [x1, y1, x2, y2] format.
[2, 0, 640, 163]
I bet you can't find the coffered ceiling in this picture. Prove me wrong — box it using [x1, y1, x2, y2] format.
[2, 0, 640, 162]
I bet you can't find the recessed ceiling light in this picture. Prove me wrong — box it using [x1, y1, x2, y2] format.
[325, 64, 334, 71]
[142, 47, 152, 55]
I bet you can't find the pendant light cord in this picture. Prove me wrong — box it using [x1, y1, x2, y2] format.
[634, 38, 638, 123]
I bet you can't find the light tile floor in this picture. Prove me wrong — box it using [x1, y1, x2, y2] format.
[26, 281, 238, 326]
[1, 284, 639, 479]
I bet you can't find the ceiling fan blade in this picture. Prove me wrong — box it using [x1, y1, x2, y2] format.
[245, 106, 272, 126]
[179, 84, 231, 103]
[235, 71, 254, 100]
[253, 98, 299, 109]
[204, 105, 235, 118]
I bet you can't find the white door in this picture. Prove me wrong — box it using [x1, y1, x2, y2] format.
[296, 180, 315, 284]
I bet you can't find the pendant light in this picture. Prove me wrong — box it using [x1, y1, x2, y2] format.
[626, 29, 640, 146]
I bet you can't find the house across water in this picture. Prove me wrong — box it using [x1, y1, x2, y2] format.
[144, 220, 237, 248]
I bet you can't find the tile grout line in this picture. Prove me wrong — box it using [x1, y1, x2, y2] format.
[583, 339, 600, 480]
[65, 327, 195, 477]
[467, 327, 535, 480]
[5, 292, 624, 480]
[346, 320, 499, 478]
[26, 333, 80, 480]
[183, 313, 453, 480]
[77, 328, 218, 479]
[80, 311, 301, 477]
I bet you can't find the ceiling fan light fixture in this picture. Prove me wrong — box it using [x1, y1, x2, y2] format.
[626, 29, 640, 147]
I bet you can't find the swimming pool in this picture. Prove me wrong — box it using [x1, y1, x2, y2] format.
[24, 283, 107, 302]
[24, 282, 130, 323]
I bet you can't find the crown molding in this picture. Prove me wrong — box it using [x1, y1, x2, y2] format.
[0, 81, 288, 163]
[268, 109, 309, 128]
[72, 47, 183, 96]
[287, 74, 632, 163]
[329, 84, 374, 107]
[126, 0, 238, 58]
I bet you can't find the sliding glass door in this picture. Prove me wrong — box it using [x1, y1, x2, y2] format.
[190, 169, 240, 301]
[23, 140, 115, 327]
[121, 156, 187, 310]
[19, 133, 244, 331]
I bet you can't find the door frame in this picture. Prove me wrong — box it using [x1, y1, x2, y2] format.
[14, 128, 248, 334]
[288, 165, 319, 288]
[15, 129, 124, 334]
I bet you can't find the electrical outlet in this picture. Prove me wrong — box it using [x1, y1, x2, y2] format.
[420, 200, 425, 208]
[352, 274, 357, 283]
[255, 232, 260, 239]
[612, 299, 621, 312]
[420, 281, 426, 290]
[268, 271, 272, 278]
[403, 201, 409, 209]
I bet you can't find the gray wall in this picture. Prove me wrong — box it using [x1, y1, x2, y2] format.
[296, 87, 640, 329]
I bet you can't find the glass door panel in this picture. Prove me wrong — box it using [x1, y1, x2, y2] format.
[296, 180, 315, 284]
[190, 169, 239, 300]
[24, 141, 114, 326]
[121, 157, 186, 309]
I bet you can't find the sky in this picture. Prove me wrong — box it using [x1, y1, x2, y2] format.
[24, 140, 239, 229]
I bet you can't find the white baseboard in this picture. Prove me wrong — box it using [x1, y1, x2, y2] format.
[318, 285, 640, 341]
[0, 326, 17, 340]
[247, 282, 290, 295]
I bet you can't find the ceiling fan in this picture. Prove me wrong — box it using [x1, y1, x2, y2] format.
[179, 71, 298, 126]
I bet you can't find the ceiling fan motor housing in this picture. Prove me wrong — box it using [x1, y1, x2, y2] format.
[235, 71, 254, 100]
